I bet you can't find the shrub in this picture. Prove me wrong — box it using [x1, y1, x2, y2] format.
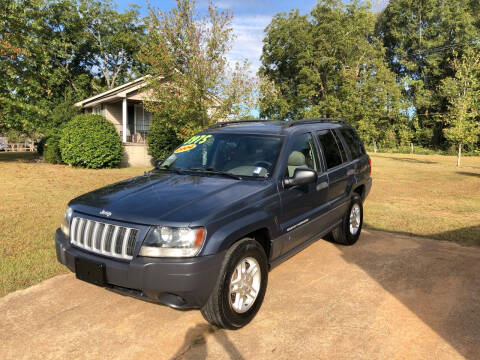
[147, 119, 182, 160]
[60, 114, 123, 168]
[43, 135, 63, 164]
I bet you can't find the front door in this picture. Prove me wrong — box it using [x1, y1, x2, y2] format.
[277, 132, 330, 256]
[127, 105, 135, 138]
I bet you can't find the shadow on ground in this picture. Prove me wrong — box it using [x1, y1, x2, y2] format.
[456, 171, 480, 178]
[336, 227, 480, 360]
[364, 223, 480, 247]
[170, 324, 243, 360]
[0, 152, 38, 162]
[383, 156, 437, 164]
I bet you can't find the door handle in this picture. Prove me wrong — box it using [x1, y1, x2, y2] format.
[316, 182, 328, 191]
[347, 169, 355, 176]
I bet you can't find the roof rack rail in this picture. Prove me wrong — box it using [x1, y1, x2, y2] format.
[209, 119, 271, 128]
[287, 118, 344, 127]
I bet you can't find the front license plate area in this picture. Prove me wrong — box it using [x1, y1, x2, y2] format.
[75, 257, 106, 286]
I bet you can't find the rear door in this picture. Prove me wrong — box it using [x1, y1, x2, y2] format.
[339, 127, 370, 185]
[316, 129, 352, 222]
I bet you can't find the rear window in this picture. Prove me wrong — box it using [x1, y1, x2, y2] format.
[340, 128, 365, 159]
[317, 130, 344, 169]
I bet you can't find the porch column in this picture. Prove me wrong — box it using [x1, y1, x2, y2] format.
[122, 97, 127, 143]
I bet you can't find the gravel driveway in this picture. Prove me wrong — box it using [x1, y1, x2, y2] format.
[1, 229, 479, 360]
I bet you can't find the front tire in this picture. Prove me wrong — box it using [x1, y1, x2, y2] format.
[329, 193, 363, 245]
[201, 238, 268, 329]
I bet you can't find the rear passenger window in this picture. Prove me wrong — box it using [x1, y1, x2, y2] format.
[317, 130, 344, 169]
[340, 128, 365, 159]
[332, 130, 347, 162]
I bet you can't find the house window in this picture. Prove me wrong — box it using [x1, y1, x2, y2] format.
[92, 105, 104, 116]
[135, 105, 151, 132]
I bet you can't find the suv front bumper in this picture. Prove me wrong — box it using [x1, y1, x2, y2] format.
[55, 228, 224, 309]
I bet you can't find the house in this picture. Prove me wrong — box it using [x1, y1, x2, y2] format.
[74, 76, 154, 167]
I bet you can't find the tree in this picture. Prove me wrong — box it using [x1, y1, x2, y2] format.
[376, 0, 480, 148]
[141, 0, 257, 153]
[440, 48, 480, 166]
[260, 0, 406, 147]
[0, 0, 145, 137]
[81, 0, 146, 90]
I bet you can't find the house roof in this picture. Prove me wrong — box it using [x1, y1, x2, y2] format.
[74, 75, 152, 108]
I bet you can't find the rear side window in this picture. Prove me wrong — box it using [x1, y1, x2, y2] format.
[340, 128, 365, 159]
[332, 130, 347, 162]
[317, 130, 344, 169]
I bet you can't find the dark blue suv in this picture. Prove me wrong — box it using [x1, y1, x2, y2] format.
[55, 119, 372, 329]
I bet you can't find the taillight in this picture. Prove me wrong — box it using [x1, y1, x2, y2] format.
[368, 158, 372, 175]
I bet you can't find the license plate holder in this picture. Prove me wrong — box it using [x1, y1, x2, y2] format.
[75, 257, 106, 286]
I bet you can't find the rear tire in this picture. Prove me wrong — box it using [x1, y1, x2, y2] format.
[329, 194, 363, 246]
[201, 238, 268, 329]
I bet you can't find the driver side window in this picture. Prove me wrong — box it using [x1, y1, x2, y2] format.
[286, 133, 318, 177]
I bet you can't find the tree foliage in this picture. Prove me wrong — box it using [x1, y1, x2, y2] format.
[60, 114, 123, 168]
[440, 48, 480, 166]
[260, 0, 407, 148]
[376, 0, 480, 147]
[0, 0, 144, 137]
[141, 0, 257, 157]
[80, 0, 145, 89]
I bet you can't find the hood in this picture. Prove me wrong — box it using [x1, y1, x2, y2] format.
[69, 171, 270, 225]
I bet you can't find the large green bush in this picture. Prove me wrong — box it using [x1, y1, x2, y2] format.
[43, 135, 63, 164]
[60, 114, 123, 168]
[147, 119, 182, 160]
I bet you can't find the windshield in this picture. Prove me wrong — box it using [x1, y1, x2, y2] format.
[159, 133, 283, 178]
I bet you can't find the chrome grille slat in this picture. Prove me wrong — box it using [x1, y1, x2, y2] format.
[104, 225, 115, 253]
[83, 221, 92, 248]
[115, 227, 126, 254]
[121, 228, 131, 257]
[69, 217, 138, 260]
[126, 229, 137, 256]
[71, 218, 79, 244]
[79, 219, 86, 245]
[110, 226, 120, 254]
[94, 223, 104, 250]
[91, 222, 100, 250]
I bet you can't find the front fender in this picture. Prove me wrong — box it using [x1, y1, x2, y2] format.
[201, 211, 275, 256]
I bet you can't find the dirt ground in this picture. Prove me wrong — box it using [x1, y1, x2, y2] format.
[1, 229, 479, 360]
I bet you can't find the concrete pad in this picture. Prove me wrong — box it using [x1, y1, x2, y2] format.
[1, 229, 479, 359]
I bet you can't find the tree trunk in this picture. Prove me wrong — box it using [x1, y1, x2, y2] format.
[410, 142, 414, 154]
[373, 140, 378, 153]
[457, 143, 462, 167]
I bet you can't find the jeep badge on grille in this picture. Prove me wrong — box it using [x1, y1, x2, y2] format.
[100, 209, 112, 217]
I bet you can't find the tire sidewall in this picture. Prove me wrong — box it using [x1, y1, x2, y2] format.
[219, 240, 268, 329]
[344, 194, 363, 245]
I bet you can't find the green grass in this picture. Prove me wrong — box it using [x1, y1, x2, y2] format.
[365, 153, 480, 246]
[0, 151, 479, 297]
[0, 152, 148, 297]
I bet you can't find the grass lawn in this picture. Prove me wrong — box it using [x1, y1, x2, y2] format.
[1, 151, 479, 297]
[366, 153, 480, 246]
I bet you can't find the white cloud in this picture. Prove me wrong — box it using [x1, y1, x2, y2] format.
[227, 15, 272, 73]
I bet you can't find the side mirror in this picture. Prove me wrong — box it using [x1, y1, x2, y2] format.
[283, 168, 317, 188]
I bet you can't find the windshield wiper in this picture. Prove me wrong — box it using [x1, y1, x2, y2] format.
[157, 164, 184, 175]
[187, 167, 242, 180]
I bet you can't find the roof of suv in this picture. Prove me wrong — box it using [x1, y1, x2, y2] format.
[206, 119, 347, 135]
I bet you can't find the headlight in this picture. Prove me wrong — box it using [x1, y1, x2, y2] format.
[60, 207, 73, 237]
[139, 226, 206, 257]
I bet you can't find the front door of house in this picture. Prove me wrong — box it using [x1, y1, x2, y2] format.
[127, 105, 135, 137]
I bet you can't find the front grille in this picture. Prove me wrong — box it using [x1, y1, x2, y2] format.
[70, 217, 139, 260]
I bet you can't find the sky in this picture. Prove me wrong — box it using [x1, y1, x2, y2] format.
[117, 0, 389, 72]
